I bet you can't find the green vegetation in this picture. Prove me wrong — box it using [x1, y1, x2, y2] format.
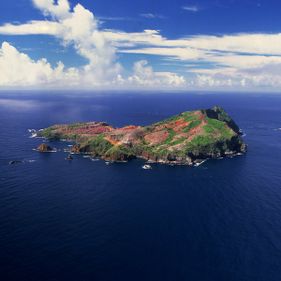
[105, 145, 135, 160]
[86, 134, 113, 155]
[203, 117, 234, 139]
[40, 127, 62, 140]
[203, 106, 240, 133]
[164, 129, 176, 144]
[153, 148, 169, 158]
[181, 112, 198, 122]
[67, 123, 84, 129]
[183, 120, 201, 133]
[189, 135, 213, 147]
[170, 137, 187, 146]
[183, 135, 221, 156]
[141, 145, 170, 159]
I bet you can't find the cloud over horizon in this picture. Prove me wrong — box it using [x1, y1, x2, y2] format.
[0, 0, 281, 91]
[0, 0, 184, 89]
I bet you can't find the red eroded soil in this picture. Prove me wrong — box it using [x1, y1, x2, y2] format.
[144, 130, 169, 145]
[105, 126, 142, 145]
[62, 123, 113, 136]
[167, 118, 191, 133]
[186, 119, 207, 141]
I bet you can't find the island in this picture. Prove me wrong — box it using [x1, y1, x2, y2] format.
[36, 106, 246, 165]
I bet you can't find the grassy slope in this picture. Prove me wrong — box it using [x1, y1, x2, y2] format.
[142, 109, 236, 158]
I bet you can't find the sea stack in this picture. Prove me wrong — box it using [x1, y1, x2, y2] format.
[37, 143, 53, 152]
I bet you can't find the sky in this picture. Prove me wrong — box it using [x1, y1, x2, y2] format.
[0, 0, 281, 91]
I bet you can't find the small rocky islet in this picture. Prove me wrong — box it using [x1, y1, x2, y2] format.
[35, 106, 247, 166]
[36, 143, 54, 152]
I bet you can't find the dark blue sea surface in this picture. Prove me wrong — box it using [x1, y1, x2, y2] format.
[0, 92, 281, 281]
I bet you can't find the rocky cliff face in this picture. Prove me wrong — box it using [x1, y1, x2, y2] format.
[37, 106, 246, 165]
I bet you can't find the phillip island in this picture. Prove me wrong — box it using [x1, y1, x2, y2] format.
[36, 106, 246, 165]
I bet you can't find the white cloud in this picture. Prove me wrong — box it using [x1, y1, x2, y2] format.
[0, 0, 122, 87]
[140, 13, 165, 19]
[0, 0, 184, 89]
[0, 0, 281, 90]
[209, 54, 281, 69]
[0, 41, 184, 89]
[182, 5, 200, 12]
[0, 0, 188, 89]
[0, 41, 79, 87]
[0, 21, 60, 35]
[97, 16, 131, 21]
[192, 62, 281, 90]
[128, 60, 186, 87]
[102, 29, 281, 58]
[121, 47, 203, 61]
[3, 21, 281, 59]
[33, 1, 122, 85]
[181, 33, 281, 56]
[32, 0, 70, 19]
[101, 29, 281, 89]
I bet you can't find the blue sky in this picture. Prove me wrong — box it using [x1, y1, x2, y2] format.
[0, 0, 281, 90]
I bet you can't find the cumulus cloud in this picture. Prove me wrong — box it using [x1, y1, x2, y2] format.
[0, 0, 281, 90]
[32, 0, 122, 85]
[33, 0, 70, 18]
[0, 0, 183, 89]
[193, 63, 281, 90]
[0, 0, 123, 87]
[0, 41, 79, 87]
[128, 60, 186, 87]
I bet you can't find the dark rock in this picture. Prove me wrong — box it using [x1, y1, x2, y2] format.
[71, 144, 80, 153]
[204, 106, 241, 134]
[66, 154, 73, 160]
[9, 160, 23, 165]
[37, 143, 53, 152]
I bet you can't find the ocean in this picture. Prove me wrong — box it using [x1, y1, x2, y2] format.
[0, 92, 281, 281]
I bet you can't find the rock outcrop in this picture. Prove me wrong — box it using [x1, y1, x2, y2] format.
[37, 143, 53, 152]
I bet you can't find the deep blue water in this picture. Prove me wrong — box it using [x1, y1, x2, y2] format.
[0, 92, 281, 281]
